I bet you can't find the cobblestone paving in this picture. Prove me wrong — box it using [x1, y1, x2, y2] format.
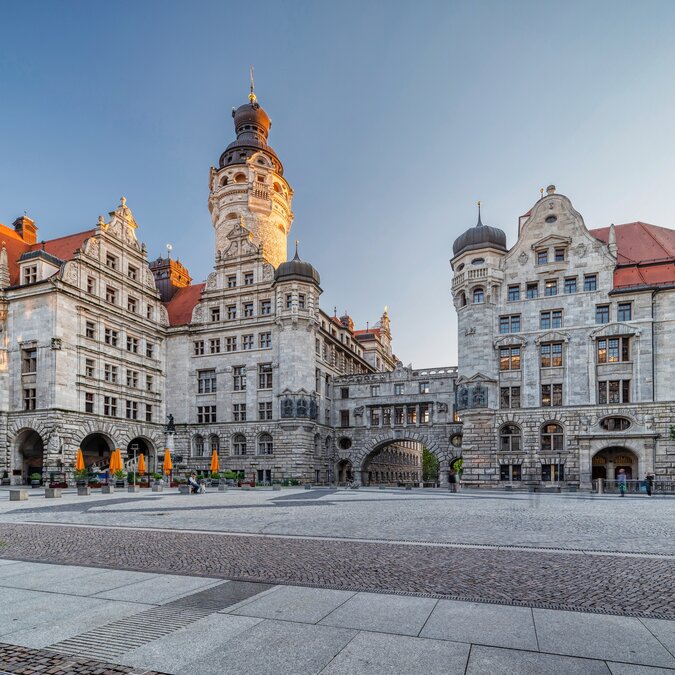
[0, 642, 167, 674]
[0, 522, 674, 620]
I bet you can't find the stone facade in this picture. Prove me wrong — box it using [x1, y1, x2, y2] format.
[451, 187, 675, 487]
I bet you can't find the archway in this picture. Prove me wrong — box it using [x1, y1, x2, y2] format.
[14, 429, 44, 484]
[361, 439, 423, 486]
[80, 433, 115, 472]
[592, 447, 638, 481]
[127, 437, 157, 476]
[336, 459, 353, 484]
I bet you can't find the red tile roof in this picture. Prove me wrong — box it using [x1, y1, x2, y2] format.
[354, 328, 381, 338]
[164, 283, 205, 326]
[591, 222, 675, 290]
[31, 229, 95, 261]
[0, 224, 30, 285]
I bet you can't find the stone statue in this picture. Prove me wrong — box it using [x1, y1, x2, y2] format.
[166, 414, 176, 433]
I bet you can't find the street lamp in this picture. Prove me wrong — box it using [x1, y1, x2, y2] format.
[131, 443, 139, 487]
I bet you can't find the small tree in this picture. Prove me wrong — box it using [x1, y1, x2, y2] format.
[422, 447, 439, 482]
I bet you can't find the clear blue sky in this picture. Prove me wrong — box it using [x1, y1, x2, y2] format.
[2, 0, 675, 367]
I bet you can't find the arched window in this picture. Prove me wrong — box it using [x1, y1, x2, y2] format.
[500, 425, 522, 452]
[314, 434, 321, 457]
[541, 423, 563, 452]
[210, 435, 220, 454]
[193, 435, 204, 457]
[473, 287, 484, 304]
[219, 176, 228, 187]
[258, 434, 273, 455]
[234, 172, 246, 183]
[460, 292, 467, 307]
[233, 434, 246, 456]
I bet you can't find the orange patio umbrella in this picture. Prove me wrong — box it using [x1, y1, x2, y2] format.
[75, 448, 85, 472]
[163, 449, 172, 475]
[138, 453, 146, 475]
[210, 449, 219, 474]
[108, 450, 117, 474]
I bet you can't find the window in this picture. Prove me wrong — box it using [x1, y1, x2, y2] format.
[105, 286, 117, 304]
[584, 274, 597, 291]
[23, 388, 36, 411]
[103, 396, 117, 417]
[105, 253, 118, 270]
[500, 386, 521, 409]
[370, 408, 380, 425]
[541, 463, 564, 482]
[259, 332, 271, 348]
[85, 359, 95, 378]
[394, 407, 404, 424]
[407, 407, 417, 424]
[526, 282, 538, 299]
[420, 403, 430, 423]
[127, 265, 138, 281]
[540, 342, 563, 367]
[544, 279, 558, 296]
[198, 405, 217, 423]
[537, 250, 548, 265]
[244, 272, 254, 286]
[598, 380, 630, 404]
[260, 299, 271, 315]
[126, 336, 139, 353]
[597, 337, 630, 363]
[554, 247, 566, 262]
[198, 369, 217, 394]
[258, 363, 273, 389]
[146, 305, 154, 321]
[541, 423, 563, 452]
[210, 435, 220, 454]
[227, 305, 237, 320]
[233, 403, 246, 422]
[233, 434, 247, 455]
[564, 277, 577, 294]
[126, 369, 138, 388]
[225, 337, 237, 352]
[210, 338, 221, 354]
[617, 302, 632, 321]
[104, 328, 118, 346]
[243, 302, 254, 317]
[596, 305, 610, 324]
[392, 383, 403, 395]
[146, 342, 154, 358]
[507, 285, 520, 301]
[600, 416, 631, 431]
[23, 265, 37, 285]
[258, 402, 273, 421]
[298, 294, 306, 309]
[499, 346, 521, 371]
[22, 348, 37, 374]
[146, 374, 153, 392]
[382, 407, 391, 425]
[540, 310, 562, 330]
[286, 294, 293, 309]
[193, 435, 205, 457]
[541, 383, 563, 407]
[85, 392, 94, 413]
[211, 307, 221, 322]
[145, 404, 153, 422]
[242, 334, 253, 350]
[371, 384, 380, 396]
[500, 425, 522, 452]
[258, 433, 273, 455]
[340, 410, 349, 427]
[126, 400, 138, 420]
[85, 321, 96, 339]
[227, 275, 237, 288]
[419, 381, 430, 394]
[500, 464, 522, 481]
[499, 315, 521, 334]
[194, 340, 204, 356]
[86, 276, 96, 294]
[472, 287, 484, 304]
[104, 364, 118, 383]
[233, 366, 246, 391]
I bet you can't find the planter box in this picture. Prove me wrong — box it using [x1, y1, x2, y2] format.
[45, 488, 62, 499]
[218, 485, 228, 492]
[9, 489, 28, 501]
[102, 485, 115, 494]
[77, 487, 91, 496]
[127, 485, 140, 493]
[151, 484, 163, 492]
[76, 480, 87, 488]
[115, 481, 126, 488]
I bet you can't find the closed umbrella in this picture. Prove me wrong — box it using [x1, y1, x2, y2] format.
[210, 449, 219, 474]
[75, 448, 85, 472]
[138, 453, 146, 475]
[163, 449, 172, 475]
[108, 450, 117, 474]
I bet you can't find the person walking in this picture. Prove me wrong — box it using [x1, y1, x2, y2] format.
[645, 473, 654, 497]
[617, 468, 627, 497]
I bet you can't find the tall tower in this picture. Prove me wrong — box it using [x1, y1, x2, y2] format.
[207, 84, 294, 268]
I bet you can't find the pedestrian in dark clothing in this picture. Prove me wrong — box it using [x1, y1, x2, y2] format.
[617, 468, 627, 497]
[646, 473, 654, 497]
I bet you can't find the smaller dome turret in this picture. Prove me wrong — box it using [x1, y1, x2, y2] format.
[274, 242, 321, 286]
[452, 202, 507, 257]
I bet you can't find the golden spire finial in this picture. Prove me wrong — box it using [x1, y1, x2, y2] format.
[248, 65, 257, 103]
[540, 187, 544, 198]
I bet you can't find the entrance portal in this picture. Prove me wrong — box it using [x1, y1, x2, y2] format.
[336, 459, 353, 484]
[591, 447, 638, 481]
[15, 429, 44, 483]
[127, 437, 157, 476]
[80, 433, 115, 472]
[361, 440, 423, 486]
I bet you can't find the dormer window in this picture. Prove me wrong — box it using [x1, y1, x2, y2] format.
[536, 250, 548, 265]
[23, 265, 37, 285]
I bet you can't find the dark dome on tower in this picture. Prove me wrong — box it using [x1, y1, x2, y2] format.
[452, 205, 507, 257]
[218, 91, 283, 174]
[274, 246, 321, 286]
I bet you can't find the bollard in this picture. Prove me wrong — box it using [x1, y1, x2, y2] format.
[218, 484, 228, 492]
[44, 488, 62, 499]
[151, 484, 163, 492]
[9, 489, 28, 501]
[102, 485, 115, 495]
[597, 477, 604, 495]
[128, 485, 140, 493]
[77, 487, 91, 496]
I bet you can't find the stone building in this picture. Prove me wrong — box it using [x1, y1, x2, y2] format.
[451, 187, 675, 488]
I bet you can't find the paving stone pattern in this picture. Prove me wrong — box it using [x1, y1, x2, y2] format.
[0, 642, 168, 674]
[0, 523, 673, 619]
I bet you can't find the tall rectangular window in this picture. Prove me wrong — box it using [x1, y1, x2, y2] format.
[227, 275, 237, 288]
[286, 294, 293, 309]
[103, 396, 117, 416]
[242, 334, 253, 350]
[85, 392, 94, 413]
[233, 366, 246, 391]
[537, 250, 548, 265]
[210, 338, 221, 354]
[371, 384, 381, 396]
[259, 332, 271, 348]
[198, 369, 217, 394]
[598, 380, 630, 404]
[544, 279, 558, 296]
[499, 347, 521, 371]
[126, 400, 138, 420]
[260, 299, 272, 315]
[22, 348, 37, 374]
[243, 302, 254, 317]
[105, 286, 117, 304]
[85, 321, 96, 339]
[127, 296, 138, 313]
[244, 272, 254, 286]
[198, 405, 217, 423]
[23, 266, 37, 285]
[258, 401, 273, 420]
[499, 315, 521, 334]
[596, 305, 610, 324]
[564, 277, 577, 294]
[419, 381, 430, 394]
[211, 307, 221, 322]
[146, 342, 154, 358]
[126, 336, 139, 353]
[86, 276, 96, 294]
[554, 247, 566, 262]
[526, 282, 539, 299]
[298, 294, 306, 309]
[127, 265, 138, 280]
[617, 302, 632, 321]
[126, 369, 138, 388]
[500, 386, 521, 409]
[541, 383, 562, 406]
[104, 364, 118, 383]
[584, 274, 598, 291]
[85, 358, 95, 378]
[258, 363, 273, 389]
[194, 340, 204, 355]
[227, 305, 237, 320]
[540, 342, 563, 368]
[232, 403, 246, 422]
[340, 410, 349, 427]
[145, 404, 153, 422]
[105, 253, 118, 270]
[23, 388, 36, 411]
[104, 328, 118, 346]
[225, 337, 237, 352]
[507, 285, 520, 301]
[146, 374, 153, 391]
